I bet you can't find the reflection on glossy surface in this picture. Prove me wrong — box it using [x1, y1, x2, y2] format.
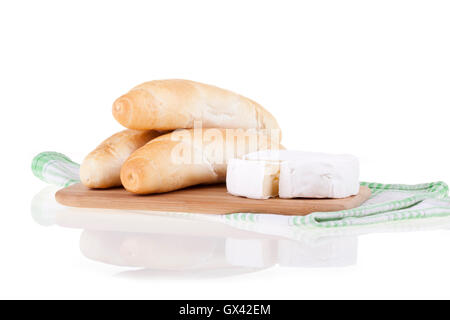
[277, 237, 357, 268]
[80, 231, 264, 279]
[30, 186, 60, 226]
[81, 231, 220, 269]
[31, 187, 450, 278]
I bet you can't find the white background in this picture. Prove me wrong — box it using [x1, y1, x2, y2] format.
[1, 0, 450, 299]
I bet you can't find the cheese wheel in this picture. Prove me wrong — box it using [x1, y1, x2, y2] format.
[226, 150, 360, 199]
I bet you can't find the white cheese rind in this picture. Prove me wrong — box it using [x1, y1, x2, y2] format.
[278, 156, 359, 198]
[244, 150, 352, 162]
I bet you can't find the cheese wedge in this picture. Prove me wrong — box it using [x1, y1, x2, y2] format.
[226, 159, 280, 199]
[226, 150, 359, 199]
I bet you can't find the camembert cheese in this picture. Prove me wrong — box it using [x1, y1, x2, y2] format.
[226, 150, 359, 199]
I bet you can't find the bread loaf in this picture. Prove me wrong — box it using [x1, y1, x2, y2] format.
[80, 129, 163, 188]
[112, 79, 280, 132]
[120, 128, 282, 194]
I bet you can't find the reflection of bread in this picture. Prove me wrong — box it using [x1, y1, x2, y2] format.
[121, 128, 282, 194]
[80, 129, 163, 188]
[80, 231, 219, 269]
[112, 79, 281, 132]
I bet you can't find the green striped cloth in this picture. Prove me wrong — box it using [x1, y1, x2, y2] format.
[31, 152, 80, 187]
[221, 181, 450, 228]
[31, 151, 450, 228]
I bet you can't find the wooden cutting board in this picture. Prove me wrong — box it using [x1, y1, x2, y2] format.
[55, 183, 371, 215]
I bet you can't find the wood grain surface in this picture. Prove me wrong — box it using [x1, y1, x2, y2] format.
[55, 183, 371, 215]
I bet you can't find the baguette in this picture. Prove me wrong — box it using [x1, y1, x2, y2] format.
[80, 129, 163, 188]
[120, 128, 282, 194]
[112, 79, 280, 132]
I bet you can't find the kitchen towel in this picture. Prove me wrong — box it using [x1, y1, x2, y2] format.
[31, 152, 80, 187]
[31, 152, 450, 228]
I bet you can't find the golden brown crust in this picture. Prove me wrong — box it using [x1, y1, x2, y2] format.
[112, 79, 281, 132]
[80, 129, 163, 188]
[120, 128, 283, 194]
